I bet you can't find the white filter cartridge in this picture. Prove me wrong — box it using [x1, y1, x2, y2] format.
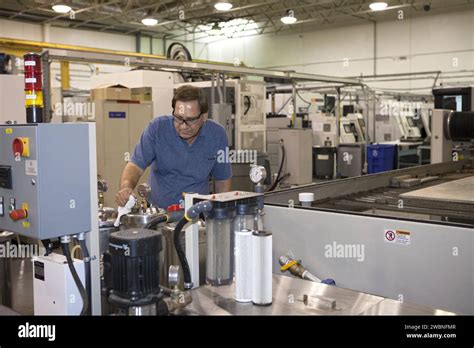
[235, 229, 253, 302]
[252, 231, 273, 305]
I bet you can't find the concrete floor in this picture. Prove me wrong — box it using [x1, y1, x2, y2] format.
[11, 257, 34, 315]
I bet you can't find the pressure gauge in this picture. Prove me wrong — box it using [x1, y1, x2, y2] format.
[250, 165, 267, 184]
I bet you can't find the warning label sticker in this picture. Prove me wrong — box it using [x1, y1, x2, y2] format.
[25, 160, 38, 176]
[384, 229, 411, 245]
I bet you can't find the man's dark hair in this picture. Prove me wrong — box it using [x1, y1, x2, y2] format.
[172, 85, 208, 114]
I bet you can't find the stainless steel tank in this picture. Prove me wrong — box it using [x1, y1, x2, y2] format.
[120, 183, 165, 229]
[121, 210, 162, 229]
[160, 221, 207, 288]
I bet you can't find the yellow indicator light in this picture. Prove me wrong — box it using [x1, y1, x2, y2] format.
[25, 90, 43, 107]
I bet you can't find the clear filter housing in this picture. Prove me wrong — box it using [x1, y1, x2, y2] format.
[206, 217, 234, 286]
[234, 203, 257, 301]
[234, 213, 255, 232]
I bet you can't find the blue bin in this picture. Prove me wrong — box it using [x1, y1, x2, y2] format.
[367, 144, 396, 174]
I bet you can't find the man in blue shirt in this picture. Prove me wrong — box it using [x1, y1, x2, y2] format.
[115, 85, 232, 208]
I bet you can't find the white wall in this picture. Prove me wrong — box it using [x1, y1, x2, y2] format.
[0, 18, 136, 51]
[1, 19, 138, 90]
[139, 36, 209, 61]
[205, 9, 474, 93]
[0, 18, 212, 90]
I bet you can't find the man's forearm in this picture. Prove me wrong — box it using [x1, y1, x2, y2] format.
[120, 162, 144, 190]
[215, 178, 232, 193]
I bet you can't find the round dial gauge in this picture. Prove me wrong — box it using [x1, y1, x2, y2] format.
[250, 165, 267, 184]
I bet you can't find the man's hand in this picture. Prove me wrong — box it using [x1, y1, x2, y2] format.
[116, 162, 145, 206]
[115, 187, 135, 207]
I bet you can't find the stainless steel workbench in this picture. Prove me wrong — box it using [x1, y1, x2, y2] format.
[179, 275, 457, 316]
[360, 299, 457, 315]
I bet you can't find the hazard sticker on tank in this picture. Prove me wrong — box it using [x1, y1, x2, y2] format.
[384, 229, 411, 245]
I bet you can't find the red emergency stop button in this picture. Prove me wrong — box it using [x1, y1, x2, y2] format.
[9, 208, 28, 221]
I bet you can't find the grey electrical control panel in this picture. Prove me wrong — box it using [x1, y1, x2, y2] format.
[0, 123, 92, 239]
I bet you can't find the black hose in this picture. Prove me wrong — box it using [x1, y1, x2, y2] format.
[61, 242, 89, 316]
[173, 218, 192, 289]
[78, 239, 91, 315]
[267, 141, 286, 192]
[41, 239, 53, 256]
[244, 95, 251, 115]
[274, 173, 290, 186]
[143, 214, 168, 230]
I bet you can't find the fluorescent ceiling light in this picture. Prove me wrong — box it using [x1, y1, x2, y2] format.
[52, 4, 72, 13]
[369, 2, 388, 11]
[214, 1, 233, 11]
[142, 17, 158, 26]
[281, 10, 297, 24]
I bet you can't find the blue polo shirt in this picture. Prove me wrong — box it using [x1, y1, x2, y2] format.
[131, 115, 232, 208]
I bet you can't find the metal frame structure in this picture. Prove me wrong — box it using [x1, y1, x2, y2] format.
[1, 0, 473, 42]
[0, 37, 368, 131]
[0, 38, 362, 85]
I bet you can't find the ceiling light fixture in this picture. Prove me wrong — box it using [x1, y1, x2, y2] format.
[281, 10, 297, 24]
[142, 17, 158, 26]
[369, 2, 388, 11]
[214, 1, 233, 11]
[52, 4, 72, 13]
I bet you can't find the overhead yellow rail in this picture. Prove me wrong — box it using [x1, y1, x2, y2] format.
[0, 37, 238, 67]
[0, 37, 363, 85]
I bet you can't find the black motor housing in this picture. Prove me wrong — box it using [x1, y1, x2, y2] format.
[104, 229, 162, 306]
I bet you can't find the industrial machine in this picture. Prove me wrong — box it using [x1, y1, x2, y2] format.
[433, 87, 473, 112]
[266, 115, 289, 179]
[309, 111, 367, 178]
[375, 98, 432, 144]
[33, 253, 86, 315]
[0, 122, 101, 315]
[100, 185, 269, 312]
[310, 112, 338, 147]
[167, 166, 463, 316]
[182, 191, 263, 286]
[277, 128, 313, 186]
[310, 112, 366, 146]
[102, 226, 194, 316]
[425, 88, 474, 166]
[264, 159, 474, 314]
[375, 99, 432, 168]
[431, 109, 474, 164]
[395, 106, 422, 141]
[340, 113, 366, 144]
